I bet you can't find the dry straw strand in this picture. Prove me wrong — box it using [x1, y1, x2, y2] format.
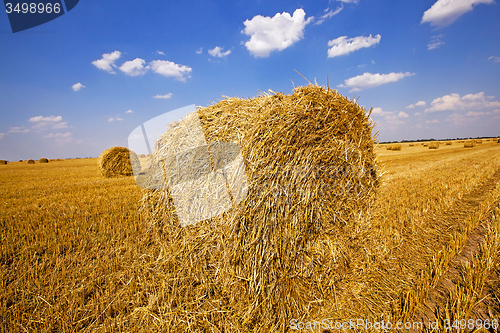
[97, 146, 140, 178]
[140, 84, 379, 331]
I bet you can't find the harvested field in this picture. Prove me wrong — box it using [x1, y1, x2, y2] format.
[1, 114, 500, 332]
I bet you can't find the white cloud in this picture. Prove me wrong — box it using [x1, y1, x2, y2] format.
[125, 110, 134, 114]
[119, 58, 149, 76]
[153, 93, 173, 99]
[157, 51, 165, 55]
[315, 6, 343, 25]
[414, 112, 422, 116]
[426, 92, 500, 112]
[421, 0, 494, 28]
[72, 83, 86, 91]
[107, 117, 123, 122]
[92, 51, 121, 73]
[426, 119, 439, 124]
[338, 0, 358, 3]
[339, 72, 414, 92]
[242, 9, 313, 58]
[0, 133, 5, 139]
[406, 101, 426, 109]
[370, 107, 408, 126]
[488, 56, 500, 63]
[9, 126, 30, 133]
[196, 48, 203, 54]
[149, 60, 192, 82]
[44, 132, 73, 138]
[209, 46, 231, 58]
[327, 34, 381, 58]
[29, 115, 68, 130]
[427, 34, 445, 50]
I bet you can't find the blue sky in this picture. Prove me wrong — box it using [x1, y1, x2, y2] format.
[1, 0, 499, 160]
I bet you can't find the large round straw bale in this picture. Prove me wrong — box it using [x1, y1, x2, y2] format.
[140, 84, 379, 330]
[476, 138, 483, 144]
[39, 158, 49, 163]
[98, 146, 139, 177]
[27, 159, 35, 164]
[0, 160, 7, 165]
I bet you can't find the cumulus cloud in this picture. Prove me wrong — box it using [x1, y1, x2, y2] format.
[489, 56, 500, 63]
[427, 34, 445, 50]
[153, 93, 173, 99]
[92, 51, 121, 73]
[315, 6, 343, 25]
[196, 48, 203, 54]
[107, 117, 123, 122]
[0, 133, 5, 139]
[9, 126, 30, 133]
[157, 51, 165, 55]
[370, 107, 409, 127]
[44, 132, 73, 138]
[338, 72, 414, 92]
[119, 58, 149, 76]
[29, 115, 67, 130]
[209, 46, 231, 58]
[426, 119, 439, 124]
[125, 110, 134, 114]
[72, 83, 86, 91]
[149, 60, 192, 82]
[421, 0, 494, 28]
[425, 92, 500, 112]
[242, 9, 313, 58]
[406, 101, 426, 109]
[327, 34, 381, 58]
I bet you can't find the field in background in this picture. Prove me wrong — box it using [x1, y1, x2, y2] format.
[1, 140, 500, 332]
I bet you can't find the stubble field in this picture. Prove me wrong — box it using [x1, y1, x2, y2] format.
[1, 140, 500, 332]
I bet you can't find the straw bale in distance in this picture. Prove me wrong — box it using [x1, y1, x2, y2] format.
[140, 84, 379, 330]
[39, 158, 49, 163]
[445, 141, 452, 145]
[27, 159, 35, 164]
[497, 138, 500, 143]
[409, 143, 414, 147]
[0, 160, 7, 165]
[429, 142, 439, 149]
[98, 146, 140, 178]
[391, 143, 402, 150]
[476, 139, 483, 144]
[464, 140, 476, 148]
[423, 142, 428, 147]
